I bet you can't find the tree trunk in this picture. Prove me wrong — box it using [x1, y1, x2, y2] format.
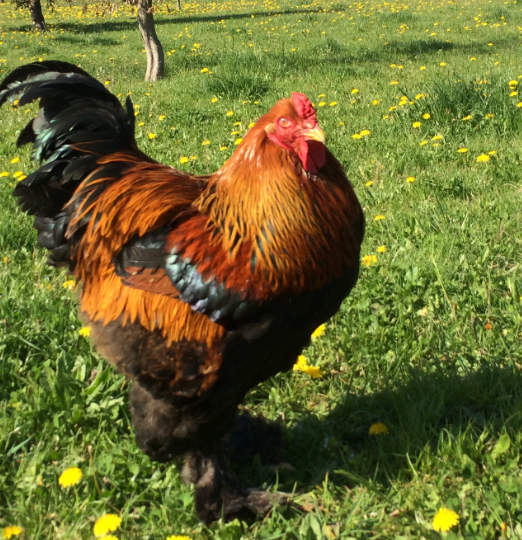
[176, 0, 181, 10]
[28, 0, 46, 31]
[137, 0, 164, 82]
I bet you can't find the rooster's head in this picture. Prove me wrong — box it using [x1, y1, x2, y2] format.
[263, 92, 326, 174]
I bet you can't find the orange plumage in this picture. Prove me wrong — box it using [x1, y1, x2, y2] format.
[0, 61, 364, 522]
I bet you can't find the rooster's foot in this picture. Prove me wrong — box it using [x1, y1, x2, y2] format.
[181, 451, 291, 523]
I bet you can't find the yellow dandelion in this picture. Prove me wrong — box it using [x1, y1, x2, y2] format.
[457, 148, 468, 153]
[509, 80, 518, 86]
[234, 138, 243, 145]
[362, 254, 378, 267]
[422, 113, 431, 119]
[377, 245, 386, 253]
[415, 93, 424, 99]
[79, 327, 91, 337]
[166, 536, 192, 540]
[432, 134, 443, 140]
[476, 154, 490, 162]
[360, 129, 370, 136]
[352, 133, 362, 139]
[365, 180, 373, 187]
[159, 115, 166, 121]
[516, 102, 522, 108]
[201, 139, 210, 146]
[293, 355, 308, 371]
[318, 93, 325, 98]
[440, 62, 446, 66]
[3, 257, 8, 264]
[293, 355, 324, 378]
[374, 215, 386, 221]
[148, 132, 157, 139]
[338, 121, 345, 126]
[93, 514, 122, 538]
[412, 121, 422, 128]
[369, 422, 389, 435]
[220, 146, 228, 151]
[351, 88, 359, 94]
[63, 280, 76, 290]
[488, 150, 496, 156]
[303, 365, 325, 378]
[17, 175, 27, 182]
[104, 80, 110, 86]
[248, 122, 255, 128]
[10, 157, 20, 164]
[420, 140, 428, 146]
[179, 157, 189, 164]
[190, 156, 197, 161]
[371, 99, 380, 105]
[390, 80, 399, 85]
[2, 526, 24, 539]
[13, 171, 24, 178]
[406, 176, 415, 183]
[0, 171, 9, 177]
[462, 115, 472, 121]
[211, 97, 218, 103]
[311, 324, 326, 339]
[432, 508, 460, 532]
[226, 111, 233, 116]
[318, 101, 326, 107]
[200, 67, 208, 73]
[510, 91, 518, 97]
[420, 66, 426, 70]
[58, 467, 82, 488]
[329, 101, 337, 106]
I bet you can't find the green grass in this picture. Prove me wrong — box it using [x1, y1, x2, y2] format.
[1, 0, 522, 537]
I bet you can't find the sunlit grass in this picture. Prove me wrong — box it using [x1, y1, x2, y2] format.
[1, 0, 522, 537]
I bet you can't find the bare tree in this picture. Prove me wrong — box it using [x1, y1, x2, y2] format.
[15, 0, 47, 31]
[135, 0, 165, 81]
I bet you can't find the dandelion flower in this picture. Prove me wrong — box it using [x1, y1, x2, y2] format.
[79, 327, 91, 337]
[93, 514, 122, 538]
[318, 101, 326, 107]
[488, 150, 496, 156]
[510, 91, 518, 97]
[211, 97, 218, 103]
[59, 467, 82, 488]
[420, 66, 426, 70]
[10, 157, 20, 164]
[517, 102, 522, 108]
[432, 134, 443, 140]
[415, 93, 424, 99]
[360, 129, 370, 136]
[390, 80, 399, 85]
[166, 536, 192, 540]
[377, 245, 386, 253]
[374, 215, 386, 221]
[462, 115, 472, 121]
[2, 526, 24, 539]
[159, 115, 166, 121]
[362, 255, 378, 267]
[440, 62, 446, 66]
[371, 99, 380, 105]
[311, 324, 326, 339]
[457, 148, 468, 153]
[201, 139, 210, 146]
[200, 67, 208, 73]
[352, 133, 362, 139]
[422, 113, 431, 119]
[148, 132, 157, 139]
[433, 508, 460, 532]
[0, 171, 9, 177]
[220, 146, 228, 151]
[63, 280, 76, 290]
[476, 154, 490, 162]
[226, 111, 233, 116]
[179, 157, 189, 164]
[509, 80, 518, 86]
[248, 122, 255, 128]
[406, 176, 415, 183]
[420, 140, 428, 146]
[369, 422, 389, 435]
[365, 180, 373, 187]
[234, 138, 243, 145]
[329, 101, 337, 106]
[293, 355, 324, 378]
[412, 121, 421, 128]
[351, 88, 359, 94]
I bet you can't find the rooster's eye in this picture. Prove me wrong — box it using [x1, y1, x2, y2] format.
[279, 118, 290, 127]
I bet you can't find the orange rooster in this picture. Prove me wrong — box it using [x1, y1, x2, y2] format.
[0, 61, 364, 522]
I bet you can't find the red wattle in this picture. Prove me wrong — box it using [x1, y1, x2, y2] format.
[299, 140, 325, 174]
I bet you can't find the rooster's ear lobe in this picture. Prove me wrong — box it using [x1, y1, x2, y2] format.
[265, 123, 276, 135]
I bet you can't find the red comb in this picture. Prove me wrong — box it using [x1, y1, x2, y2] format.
[291, 93, 317, 125]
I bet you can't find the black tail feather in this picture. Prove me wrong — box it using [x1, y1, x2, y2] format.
[0, 60, 151, 267]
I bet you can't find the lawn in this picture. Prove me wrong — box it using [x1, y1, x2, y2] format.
[1, 0, 522, 537]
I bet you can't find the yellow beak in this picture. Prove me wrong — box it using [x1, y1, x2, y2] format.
[302, 125, 326, 143]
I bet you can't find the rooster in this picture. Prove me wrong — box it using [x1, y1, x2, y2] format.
[0, 61, 364, 522]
